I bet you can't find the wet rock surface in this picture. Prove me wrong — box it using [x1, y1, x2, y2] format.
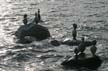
[15, 24, 51, 43]
[61, 55, 102, 70]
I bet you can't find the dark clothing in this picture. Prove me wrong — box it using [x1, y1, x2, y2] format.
[72, 29, 77, 40]
[78, 42, 86, 53]
[33, 16, 39, 24]
[38, 14, 41, 21]
[23, 18, 28, 25]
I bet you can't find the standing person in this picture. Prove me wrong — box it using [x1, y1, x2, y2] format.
[72, 24, 77, 40]
[38, 9, 41, 21]
[23, 14, 28, 25]
[90, 40, 97, 56]
[33, 12, 39, 24]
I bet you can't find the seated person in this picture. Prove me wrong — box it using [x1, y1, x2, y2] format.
[90, 40, 97, 56]
[74, 37, 86, 55]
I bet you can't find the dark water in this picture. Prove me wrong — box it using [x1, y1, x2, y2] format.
[0, 0, 108, 71]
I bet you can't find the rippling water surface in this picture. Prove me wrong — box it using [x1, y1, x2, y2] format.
[0, 0, 108, 71]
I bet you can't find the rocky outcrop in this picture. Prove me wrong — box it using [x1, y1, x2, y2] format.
[50, 39, 94, 47]
[15, 24, 51, 43]
[61, 55, 102, 70]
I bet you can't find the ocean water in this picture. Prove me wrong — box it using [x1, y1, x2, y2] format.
[0, 0, 108, 71]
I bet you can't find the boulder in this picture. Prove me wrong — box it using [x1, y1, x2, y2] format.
[15, 24, 51, 43]
[61, 55, 102, 70]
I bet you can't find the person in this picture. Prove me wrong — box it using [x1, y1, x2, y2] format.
[38, 9, 41, 21]
[74, 47, 79, 60]
[74, 37, 86, 55]
[74, 47, 79, 56]
[74, 37, 86, 60]
[33, 12, 39, 24]
[23, 14, 28, 25]
[72, 24, 77, 40]
[78, 37, 86, 53]
[90, 40, 97, 56]
[74, 37, 85, 56]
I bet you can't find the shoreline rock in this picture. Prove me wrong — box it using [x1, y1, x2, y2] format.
[15, 24, 51, 43]
[61, 55, 102, 70]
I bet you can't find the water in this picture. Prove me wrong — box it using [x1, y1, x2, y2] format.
[0, 0, 108, 71]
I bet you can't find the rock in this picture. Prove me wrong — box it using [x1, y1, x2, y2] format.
[15, 24, 51, 43]
[61, 55, 102, 70]
[50, 39, 61, 46]
[61, 39, 93, 46]
[49, 38, 94, 46]
[61, 40, 80, 46]
[12, 53, 33, 62]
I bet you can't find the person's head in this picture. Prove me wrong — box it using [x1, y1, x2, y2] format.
[24, 14, 27, 18]
[92, 40, 97, 45]
[38, 9, 40, 13]
[73, 23, 77, 29]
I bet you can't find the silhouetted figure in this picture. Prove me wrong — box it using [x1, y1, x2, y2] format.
[90, 40, 97, 56]
[74, 48, 79, 60]
[74, 37, 85, 55]
[38, 9, 41, 21]
[33, 13, 39, 24]
[74, 47, 79, 56]
[72, 24, 77, 40]
[23, 14, 28, 25]
[78, 37, 86, 53]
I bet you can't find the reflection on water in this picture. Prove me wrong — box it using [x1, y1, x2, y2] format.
[0, 0, 107, 71]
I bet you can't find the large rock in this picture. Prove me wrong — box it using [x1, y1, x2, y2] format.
[15, 24, 51, 42]
[61, 55, 102, 70]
